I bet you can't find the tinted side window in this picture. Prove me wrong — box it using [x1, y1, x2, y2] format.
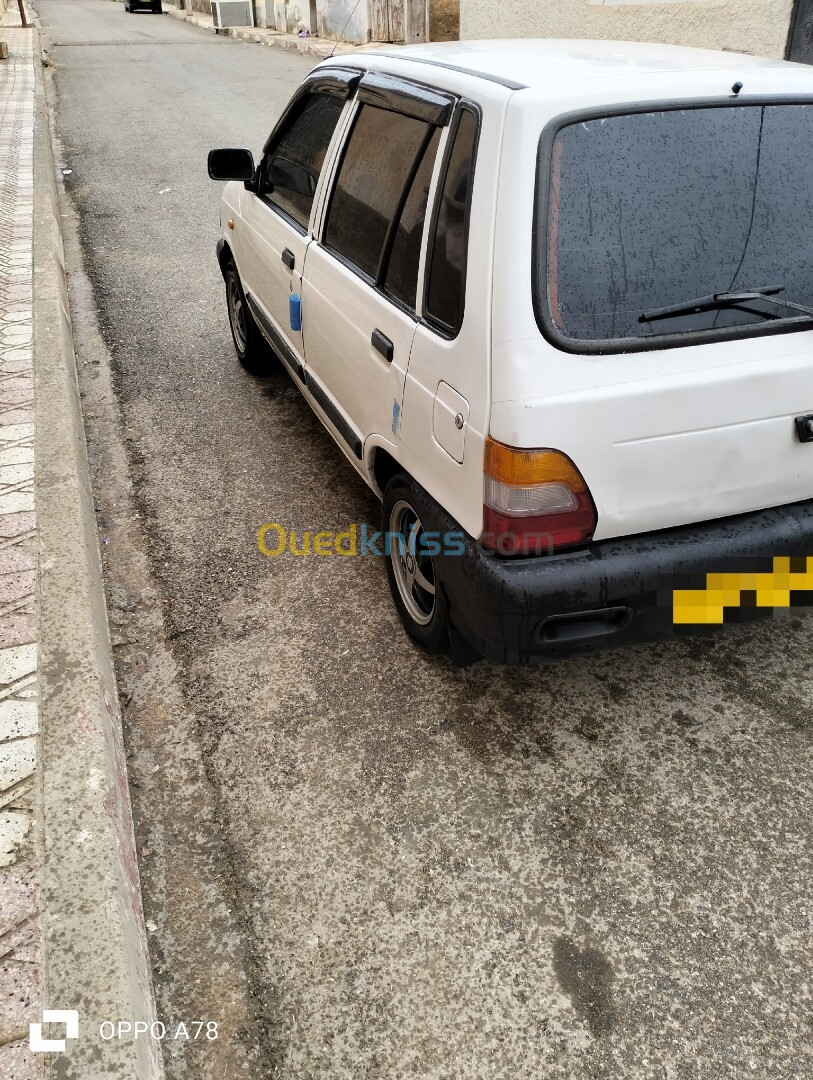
[384, 128, 441, 309]
[261, 92, 344, 231]
[324, 105, 432, 280]
[425, 107, 479, 335]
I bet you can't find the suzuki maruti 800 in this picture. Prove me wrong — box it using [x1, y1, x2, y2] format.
[209, 39, 813, 663]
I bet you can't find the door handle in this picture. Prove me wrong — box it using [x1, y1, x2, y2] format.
[281, 248, 295, 271]
[371, 329, 393, 363]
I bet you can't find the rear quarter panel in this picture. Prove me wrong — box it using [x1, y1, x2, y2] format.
[389, 69, 511, 539]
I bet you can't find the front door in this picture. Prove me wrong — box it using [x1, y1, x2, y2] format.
[239, 89, 346, 366]
[302, 93, 446, 453]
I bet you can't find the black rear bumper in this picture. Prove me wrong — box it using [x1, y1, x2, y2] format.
[437, 500, 813, 664]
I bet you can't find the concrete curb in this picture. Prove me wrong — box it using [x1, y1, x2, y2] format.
[32, 29, 165, 1080]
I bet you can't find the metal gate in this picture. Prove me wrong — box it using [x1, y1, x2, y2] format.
[788, 0, 813, 64]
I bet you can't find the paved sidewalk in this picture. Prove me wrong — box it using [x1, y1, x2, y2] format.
[0, 8, 43, 1078]
[1, 5, 164, 1076]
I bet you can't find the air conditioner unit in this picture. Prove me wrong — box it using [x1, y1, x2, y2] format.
[211, 0, 254, 29]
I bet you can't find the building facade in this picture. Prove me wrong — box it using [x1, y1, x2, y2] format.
[460, 0, 801, 62]
[186, 0, 458, 43]
[173, 0, 813, 60]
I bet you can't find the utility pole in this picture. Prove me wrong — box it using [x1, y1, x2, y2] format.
[18, 0, 29, 27]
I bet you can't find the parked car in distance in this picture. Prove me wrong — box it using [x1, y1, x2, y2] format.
[208, 39, 813, 664]
[124, 0, 162, 13]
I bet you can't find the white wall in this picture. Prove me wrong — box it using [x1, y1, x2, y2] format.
[316, 0, 371, 42]
[259, 0, 371, 38]
[273, 0, 307, 31]
[461, 0, 796, 59]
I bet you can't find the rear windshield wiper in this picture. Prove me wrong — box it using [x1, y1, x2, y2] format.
[639, 286, 813, 324]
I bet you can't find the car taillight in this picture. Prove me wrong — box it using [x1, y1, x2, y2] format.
[482, 437, 597, 556]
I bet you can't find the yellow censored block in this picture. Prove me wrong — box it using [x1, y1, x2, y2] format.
[673, 556, 813, 624]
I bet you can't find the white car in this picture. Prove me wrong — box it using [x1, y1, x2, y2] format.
[208, 39, 813, 664]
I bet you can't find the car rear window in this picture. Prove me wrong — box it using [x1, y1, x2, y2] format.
[538, 103, 813, 350]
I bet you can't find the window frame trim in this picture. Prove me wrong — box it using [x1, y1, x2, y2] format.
[414, 123, 453, 320]
[260, 67, 362, 159]
[357, 71, 456, 127]
[420, 100, 483, 341]
[534, 95, 813, 357]
[301, 65, 364, 100]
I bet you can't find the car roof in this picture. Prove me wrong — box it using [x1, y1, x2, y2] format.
[367, 38, 813, 96]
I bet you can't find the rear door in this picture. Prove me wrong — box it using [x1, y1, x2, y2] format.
[301, 74, 453, 457]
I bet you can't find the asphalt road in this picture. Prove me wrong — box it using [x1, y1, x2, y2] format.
[40, 2, 813, 1077]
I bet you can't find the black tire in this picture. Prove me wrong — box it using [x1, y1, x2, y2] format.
[223, 260, 274, 374]
[153, 2, 163, 11]
[382, 474, 450, 655]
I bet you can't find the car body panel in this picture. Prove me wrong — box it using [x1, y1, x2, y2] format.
[301, 240, 417, 459]
[239, 196, 308, 361]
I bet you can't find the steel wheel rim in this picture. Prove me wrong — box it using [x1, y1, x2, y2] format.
[227, 275, 247, 353]
[389, 499, 436, 627]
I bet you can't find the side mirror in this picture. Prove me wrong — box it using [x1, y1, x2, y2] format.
[207, 148, 255, 182]
[268, 156, 316, 198]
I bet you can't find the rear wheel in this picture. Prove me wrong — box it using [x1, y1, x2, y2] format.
[383, 474, 450, 655]
[152, 2, 163, 11]
[224, 261, 274, 374]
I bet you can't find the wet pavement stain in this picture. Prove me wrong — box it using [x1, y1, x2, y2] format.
[552, 935, 617, 1037]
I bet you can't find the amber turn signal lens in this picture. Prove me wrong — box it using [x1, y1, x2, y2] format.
[482, 438, 597, 555]
[484, 437, 587, 491]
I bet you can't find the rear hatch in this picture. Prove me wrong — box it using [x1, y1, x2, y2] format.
[502, 98, 813, 541]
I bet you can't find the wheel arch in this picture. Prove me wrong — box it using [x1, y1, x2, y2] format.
[216, 239, 234, 281]
[369, 446, 406, 500]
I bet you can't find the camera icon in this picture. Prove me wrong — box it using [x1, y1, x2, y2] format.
[29, 1009, 79, 1053]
